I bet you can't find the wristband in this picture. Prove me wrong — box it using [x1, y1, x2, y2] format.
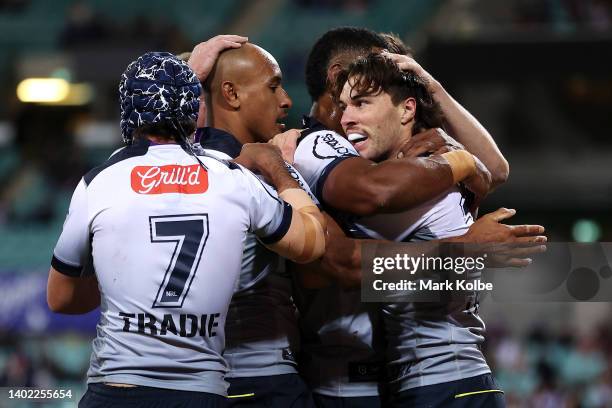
[441, 151, 476, 183]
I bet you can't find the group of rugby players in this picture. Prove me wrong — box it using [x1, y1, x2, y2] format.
[48, 26, 546, 408]
[187, 27, 545, 408]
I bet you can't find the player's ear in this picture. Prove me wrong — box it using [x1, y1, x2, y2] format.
[400, 97, 416, 125]
[327, 63, 343, 89]
[221, 81, 240, 109]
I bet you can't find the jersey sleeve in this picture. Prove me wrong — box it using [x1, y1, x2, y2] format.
[239, 167, 293, 245]
[285, 162, 320, 207]
[292, 130, 359, 202]
[51, 179, 91, 277]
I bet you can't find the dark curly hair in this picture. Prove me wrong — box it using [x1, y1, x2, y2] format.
[334, 53, 444, 133]
[305, 27, 388, 102]
[379, 32, 413, 56]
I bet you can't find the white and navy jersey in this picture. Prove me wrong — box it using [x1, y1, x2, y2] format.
[356, 190, 489, 393]
[198, 127, 316, 378]
[51, 138, 292, 396]
[292, 119, 359, 209]
[292, 118, 384, 397]
[292, 117, 489, 396]
[293, 285, 385, 397]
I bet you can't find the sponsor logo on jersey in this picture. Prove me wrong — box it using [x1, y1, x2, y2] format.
[348, 361, 384, 382]
[312, 133, 354, 159]
[285, 163, 317, 202]
[131, 164, 208, 194]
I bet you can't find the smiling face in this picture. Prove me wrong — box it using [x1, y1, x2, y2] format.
[237, 47, 292, 142]
[338, 76, 408, 162]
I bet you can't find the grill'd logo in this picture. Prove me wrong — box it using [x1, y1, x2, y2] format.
[131, 165, 208, 194]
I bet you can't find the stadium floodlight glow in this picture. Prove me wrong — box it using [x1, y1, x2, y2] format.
[55, 83, 94, 106]
[17, 78, 70, 103]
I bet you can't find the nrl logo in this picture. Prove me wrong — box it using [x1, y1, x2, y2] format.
[131, 165, 208, 194]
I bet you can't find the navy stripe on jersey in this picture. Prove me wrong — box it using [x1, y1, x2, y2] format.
[198, 127, 243, 159]
[84, 138, 150, 185]
[298, 116, 328, 145]
[460, 186, 475, 216]
[51, 255, 82, 277]
[401, 226, 436, 242]
[315, 155, 357, 204]
[259, 202, 292, 245]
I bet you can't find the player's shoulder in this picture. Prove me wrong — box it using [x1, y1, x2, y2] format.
[296, 128, 357, 161]
[192, 143, 230, 160]
[83, 141, 149, 186]
[297, 126, 343, 145]
[84, 141, 244, 188]
[192, 144, 242, 172]
[298, 124, 339, 142]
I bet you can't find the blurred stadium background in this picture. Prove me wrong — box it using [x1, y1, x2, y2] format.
[0, 0, 611, 406]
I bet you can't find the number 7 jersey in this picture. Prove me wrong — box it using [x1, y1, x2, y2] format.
[51, 139, 292, 396]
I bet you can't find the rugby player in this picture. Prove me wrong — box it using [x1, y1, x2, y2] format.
[333, 53, 508, 407]
[46, 52, 326, 407]
[270, 27, 543, 407]
[191, 42, 318, 407]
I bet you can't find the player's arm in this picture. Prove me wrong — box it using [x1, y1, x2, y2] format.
[293, 214, 364, 289]
[383, 52, 509, 188]
[270, 187, 326, 263]
[47, 180, 101, 314]
[47, 267, 100, 314]
[300, 208, 546, 288]
[271, 129, 490, 217]
[234, 144, 326, 263]
[436, 87, 508, 187]
[323, 150, 486, 217]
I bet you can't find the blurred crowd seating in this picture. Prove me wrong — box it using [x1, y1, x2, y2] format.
[0, 0, 440, 266]
[487, 324, 612, 407]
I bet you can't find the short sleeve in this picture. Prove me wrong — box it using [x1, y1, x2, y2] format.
[52, 179, 91, 277]
[285, 162, 319, 207]
[292, 130, 359, 202]
[239, 167, 292, 245]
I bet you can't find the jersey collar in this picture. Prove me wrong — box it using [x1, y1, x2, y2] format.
[301, 115, 327, 131]
[197, 127, 243, 159]
[299, 115, 329, 145]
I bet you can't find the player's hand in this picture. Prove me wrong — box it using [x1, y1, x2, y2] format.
[233, 143, 299, 191]
[188, 35, 248, 82]
[460, 154, 492, 200]
[233, 143, 283, 173]
[268, 128, 301, 164]
[462, 208, 547, 267]
[381, 51, 440, 93]
[396, 128, 464, 159]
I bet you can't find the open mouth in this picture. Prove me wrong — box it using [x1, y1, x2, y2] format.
[347, 132, 368, 151]
[348, 133, 367, 143]
[276, 116, 287, 132]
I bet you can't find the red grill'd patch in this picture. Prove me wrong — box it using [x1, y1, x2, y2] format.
[131, 165, 208, 194]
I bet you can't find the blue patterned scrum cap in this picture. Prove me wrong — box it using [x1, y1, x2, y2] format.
[119, 51, 201, 144]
